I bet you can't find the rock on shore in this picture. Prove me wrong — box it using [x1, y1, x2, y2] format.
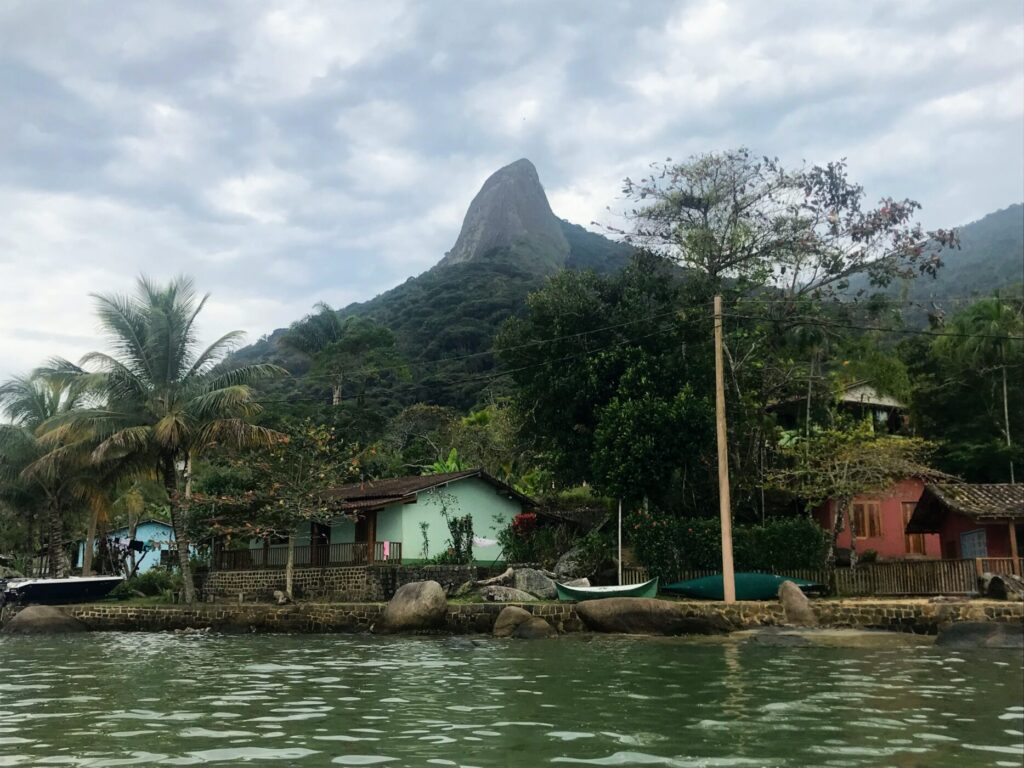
[935, 621, 1023, 649]
[778, 580, 817, 627]
[374, 580, 447, 633]
[1, 605, 88, 634]
[575, 598, 730, 636]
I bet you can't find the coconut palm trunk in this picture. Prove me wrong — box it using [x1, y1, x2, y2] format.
[1003, 364, 1015, 483]
[46, 497, 64, 578]
[82, 507, 98, 576]
[163, 455, 196, 604]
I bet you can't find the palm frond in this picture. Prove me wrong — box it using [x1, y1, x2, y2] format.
[195, 419, 285, 451]
[93, 425, 155, 462]
[183, 330, 247, 381]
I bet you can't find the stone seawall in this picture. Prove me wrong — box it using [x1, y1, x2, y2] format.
[201, 564, 476, 602]
[58, 598, 1023, 635]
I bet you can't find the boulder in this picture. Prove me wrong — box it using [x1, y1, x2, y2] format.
[778, 580, 817, 627]
[575, 598, 730, 636]
[562, 577, 591, 588]
[514, 568, 557, 600]
[493, 606, 534, 638]
[979, 572, 1024, 600]
[375, 580, 447, 634]
[513, 616, 557, 639]
[272, 590, 291, 605]
[453, 580, 477, 598]
[480, 586, 537, 602]
[554, 546, 586, 579]
[1, 605, 88, 635]
[744, 629, 812, 647]
[935, 621, 1023, 650]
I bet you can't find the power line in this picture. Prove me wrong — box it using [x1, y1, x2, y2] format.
[725, 313, 1024, 341]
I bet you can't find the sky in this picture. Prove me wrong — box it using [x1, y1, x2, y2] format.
[1, 0, 1022, 380]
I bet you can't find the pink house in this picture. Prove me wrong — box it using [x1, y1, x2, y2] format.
[814, 477, 941, 560]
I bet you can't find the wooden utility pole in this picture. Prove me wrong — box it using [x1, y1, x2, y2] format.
[713, 295, 737, 603]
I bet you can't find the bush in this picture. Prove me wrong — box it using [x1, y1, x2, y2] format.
[496, 514, 578, 567]
[108, 568, 183, 600]
[630, 509, 829, 579]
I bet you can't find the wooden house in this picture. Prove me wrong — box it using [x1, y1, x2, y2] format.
[905, 483, 1023, 573]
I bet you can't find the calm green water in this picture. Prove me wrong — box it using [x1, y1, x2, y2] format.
[0, 633, 1022, 767]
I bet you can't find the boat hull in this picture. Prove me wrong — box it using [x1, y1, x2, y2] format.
[556, 578, 659, 602]
[662, 572, 823, 601]
[1, 576, 123, 606]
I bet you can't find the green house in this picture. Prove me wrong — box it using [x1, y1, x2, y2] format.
[222, 469, 535, 569]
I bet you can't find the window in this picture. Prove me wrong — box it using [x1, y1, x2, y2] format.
[903, 502, 926, 555]
[852, 501, 882, 538]
[960, 529, 988, 559]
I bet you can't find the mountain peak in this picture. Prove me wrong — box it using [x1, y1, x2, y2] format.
[438, 158, 570, 269]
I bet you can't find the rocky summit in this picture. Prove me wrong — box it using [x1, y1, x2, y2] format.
[438, 158, 570, 272]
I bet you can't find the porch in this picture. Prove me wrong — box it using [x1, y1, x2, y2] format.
[213, 541, 402, 571]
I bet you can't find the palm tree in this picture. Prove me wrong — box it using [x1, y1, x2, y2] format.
[0, 374, 96, 576]
[42, 276, 285, 602]
[934, 297, 1024, 482]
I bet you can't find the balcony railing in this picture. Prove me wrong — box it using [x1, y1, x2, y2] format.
[213, 541, 402, 571]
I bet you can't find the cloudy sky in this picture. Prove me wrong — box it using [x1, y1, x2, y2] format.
[1, 0, 1022, 380]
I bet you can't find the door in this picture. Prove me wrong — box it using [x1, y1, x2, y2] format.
[311, 522, 331, 567]
[960, 529, 988, 559]
[903, 502, 926, 555]
[354, 511, 377, 563]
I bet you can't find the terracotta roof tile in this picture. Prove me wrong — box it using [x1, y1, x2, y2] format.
[925, 483, 1024, 521]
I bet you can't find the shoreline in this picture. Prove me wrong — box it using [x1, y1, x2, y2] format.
[23, 597, 1022, 635]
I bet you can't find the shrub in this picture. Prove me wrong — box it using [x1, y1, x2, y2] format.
[108, 568, 182, 600]
[496, 516, 578, 567]
[630, 509, 829, 579]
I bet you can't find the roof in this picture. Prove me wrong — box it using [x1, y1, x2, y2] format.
[906, 483, 1024, 533]
[837, 381, 906, 410]
[322, 468, 537, 513]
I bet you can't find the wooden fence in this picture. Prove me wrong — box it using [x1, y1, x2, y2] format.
[624, 558, 1023, 597]
[213, 541, 402, 571]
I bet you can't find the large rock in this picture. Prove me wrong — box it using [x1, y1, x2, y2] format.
[514, 568, 557, 600]
[935, 621, 1024, 650]
[778, 581, 817, 627]
[493, 606, 534, 638]
[480, 586, 537, 602]
[562, 577, 590, 588]
[375, 580, 447, 634]
[554, 546, 586, 579]
[575, 598, 730, 636]
[513, 616, 557, 639]
[1, 605, 88, 635]
[979, 572, 1024, 600]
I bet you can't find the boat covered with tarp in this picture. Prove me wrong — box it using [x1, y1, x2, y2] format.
[556, 577, 659, 602]
[0, 576, 123, 606]
[662, 572, 824, 601]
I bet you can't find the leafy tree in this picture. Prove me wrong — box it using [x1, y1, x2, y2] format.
[40, 276, 284, 602]
[613, 148, 958, 297]
[497, 252, 716, 507]
[280, 306, 406, 407]
[932, 297, 1023, 482]
[193, 419, 362, 599]
[768, 422, 934, 566]
[0, 374, 103, 576]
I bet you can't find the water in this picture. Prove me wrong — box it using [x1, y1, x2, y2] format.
[0, 633, 1021, 767]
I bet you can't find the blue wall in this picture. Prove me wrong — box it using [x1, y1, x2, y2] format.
[77, 521, 180, 575]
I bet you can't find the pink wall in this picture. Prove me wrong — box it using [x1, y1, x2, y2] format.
[814, 478, 941, 560]
[937, 512, 1013, 559]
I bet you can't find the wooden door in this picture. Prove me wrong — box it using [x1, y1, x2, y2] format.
[903, 503, 926, 555]
[354, 511, 376, 563]
[311, 522, 330, 567]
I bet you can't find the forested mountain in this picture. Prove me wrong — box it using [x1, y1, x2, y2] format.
[231, 159, 633, 410]
[850, 203, 1023, 319]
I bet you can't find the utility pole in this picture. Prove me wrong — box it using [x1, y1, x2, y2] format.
[617, 499, 623, 586]
[713, 295, 737, 603]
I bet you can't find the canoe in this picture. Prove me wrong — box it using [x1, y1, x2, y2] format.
[662, 572, 823, 601]
[556, 577, 659, 602]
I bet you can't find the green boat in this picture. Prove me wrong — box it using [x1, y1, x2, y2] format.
[556, 577, 659, 602]
[662, 572, 824, 601]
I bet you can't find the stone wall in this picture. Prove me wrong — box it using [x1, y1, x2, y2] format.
[55, 597, 1023, 635]
[202, 566, 380, 602]
[202, 564, 476, 602]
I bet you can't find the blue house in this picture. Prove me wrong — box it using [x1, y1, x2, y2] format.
[76, 519, 182, 575]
